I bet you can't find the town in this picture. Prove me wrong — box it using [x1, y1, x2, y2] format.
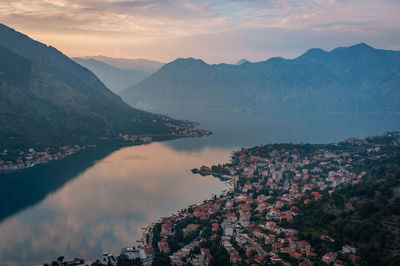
[41, 130, 400, 266]
[140, 131, 399, 266]
[0, 145, 90, 172]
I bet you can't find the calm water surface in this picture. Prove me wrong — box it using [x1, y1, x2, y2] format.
[0, 112, 399, 265]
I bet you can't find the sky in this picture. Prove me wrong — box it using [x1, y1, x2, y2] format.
[1, 0, 400, 64]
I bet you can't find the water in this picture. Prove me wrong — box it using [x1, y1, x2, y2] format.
[0, 112, 399, 265]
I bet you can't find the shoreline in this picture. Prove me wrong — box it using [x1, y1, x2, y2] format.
[0, 126, 212, 175]
[120, 130, 400, 266]
[31, 130, 400, 265]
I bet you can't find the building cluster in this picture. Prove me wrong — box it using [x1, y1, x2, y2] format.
[0, 145, 90, 171]
[120, 134, 153, 144]
[137, 131, 399, 265]
[165, 123, 212, 138]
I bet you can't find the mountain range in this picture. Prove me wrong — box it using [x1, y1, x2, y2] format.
[77, 55, 164, 73]
[73, 58, 151, 93]
[121, 43, 400, 117]
[0, 24, 182, 150]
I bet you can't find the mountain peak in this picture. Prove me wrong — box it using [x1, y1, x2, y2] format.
[349, 42, 375, 51]
[352, 42, 373, 48]
[296, 48, 328, 61]
[171, 57, 208, 66]
[236, 59, 250, 65]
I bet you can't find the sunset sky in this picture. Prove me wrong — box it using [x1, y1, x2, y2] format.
[1, 0, 400, 63]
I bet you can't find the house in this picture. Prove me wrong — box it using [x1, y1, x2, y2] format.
[183, 224, 200, 236]
[272, 242, 282, 251]
[254, 255, 266, 264]
[200, 248, 212, 265]
[267, 208, 279, 218]
[322, 252, 337, 264]
[284, 228, 298, 236]
[230, 254, 241, 264]
[158, 239, 169, 253]
[288, 251, 302, 260]
[222, 220, 234, 236]
[334, 260, 346, 266]
[349, 253, 361, 264]
[200, 165, 211, 171]
[245, 244, 256, 257]
[253, 229, 267, 240]
[279, 214, 293, 222]
[256, 194, 268, 203]
[239, 212, 251, 226]
[256, 202, 269, 212]
[193, 209, 202, 217]
[296, 240, 311, 255]
[265, 221, 276, 230]
[342, 244, 356, 254]
[161, 222, 172, 235]
[264, 234, 275, 245]
[212, 223, 219, 233]
[290, 206, 300, 214]
[270, 225, 283, 234]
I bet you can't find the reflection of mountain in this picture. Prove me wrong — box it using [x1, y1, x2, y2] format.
[0, 146, 118, 222]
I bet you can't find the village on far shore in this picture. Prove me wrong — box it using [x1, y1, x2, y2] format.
[0, 122, 211, 173]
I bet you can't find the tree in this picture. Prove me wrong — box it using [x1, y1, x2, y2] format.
[57, 256, 64, 265]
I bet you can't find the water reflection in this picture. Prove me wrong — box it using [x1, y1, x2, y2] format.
[0, 146, 118, 223]
[0, 142, 229, 265]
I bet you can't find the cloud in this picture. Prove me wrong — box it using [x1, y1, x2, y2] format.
[0, 0, 399, 62]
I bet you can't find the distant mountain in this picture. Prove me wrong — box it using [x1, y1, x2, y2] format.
[121, 44, 400, 116]
[236, 59, 249, 65]
[73, 58, 150, 93]
[78, 55, 164, 73]
[0, 24, 186, 150]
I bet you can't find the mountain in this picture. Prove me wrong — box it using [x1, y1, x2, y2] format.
[77, 55, 164, 73]
[0, 24, 188, 150]
[73, 58, 150, 93]
[236, 59, 250, 65]
[121, 44, 400, 117]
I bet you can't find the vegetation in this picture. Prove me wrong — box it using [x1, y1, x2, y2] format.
[292, 161, 400, 265]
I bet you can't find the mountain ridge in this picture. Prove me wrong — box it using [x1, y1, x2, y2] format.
[0, 24, 193, 150]
[73, 58, 150, 93]
[121, 43, 400, 116]
[76, 55, 164, 73]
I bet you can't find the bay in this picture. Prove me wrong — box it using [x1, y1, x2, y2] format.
[0, 112, 399, 265]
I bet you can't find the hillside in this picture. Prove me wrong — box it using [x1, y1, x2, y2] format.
[0, 24, 196, 151]
[73, 58, 150, 93]
[121, 43, 400, 116]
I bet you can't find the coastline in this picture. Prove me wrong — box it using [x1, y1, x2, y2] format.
[29, 130, 400, 265]
[119, 130, 400, 266]
[0, 124, 212, 175]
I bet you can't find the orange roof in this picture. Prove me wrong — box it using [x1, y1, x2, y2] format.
[293, 252, 302, 258]
[288, 251, 302, 258]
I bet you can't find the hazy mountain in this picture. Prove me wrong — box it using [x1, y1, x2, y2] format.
[236, 59, 250, 65]
[121, 43, 400, 116]
[78, 55, 164, 73]
[73, 58, 150, 93]
[0, 24, 183, 149]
